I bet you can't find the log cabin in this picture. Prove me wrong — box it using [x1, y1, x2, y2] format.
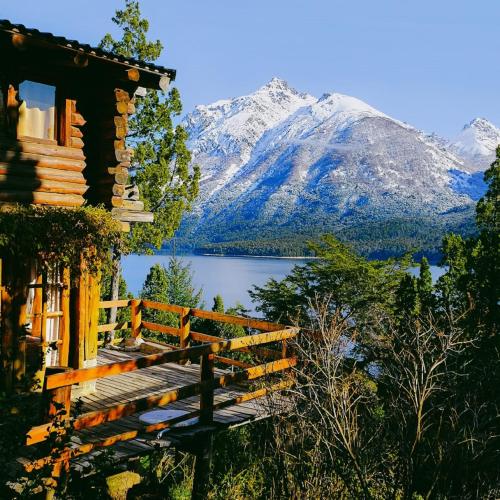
[0, 20, 297, 497]
[0, 19, 173, 395]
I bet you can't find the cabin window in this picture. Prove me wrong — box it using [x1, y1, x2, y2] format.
[17, 81, 56, 142]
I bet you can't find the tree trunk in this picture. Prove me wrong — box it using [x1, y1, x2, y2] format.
[106, 244, 121, 345]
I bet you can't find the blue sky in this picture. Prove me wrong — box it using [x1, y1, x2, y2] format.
[3, 0, 499, 137]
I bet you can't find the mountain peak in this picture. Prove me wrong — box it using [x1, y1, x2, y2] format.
[263, 76, 290, 88]
[464, 117, 495, 130]
[452, 117, 500, 168]
[257, 77, 313, 102]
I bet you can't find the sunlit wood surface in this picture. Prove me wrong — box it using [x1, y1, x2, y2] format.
[70, 348, 270, 464]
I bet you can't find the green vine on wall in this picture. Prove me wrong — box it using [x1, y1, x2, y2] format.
[0, 205, 124, 280]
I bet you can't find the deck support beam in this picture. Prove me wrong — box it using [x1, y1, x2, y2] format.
[191, 352, 215, 499]
[191, 432, 214, 500]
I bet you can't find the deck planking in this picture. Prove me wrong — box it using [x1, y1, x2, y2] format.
[68, 348, 271, 465]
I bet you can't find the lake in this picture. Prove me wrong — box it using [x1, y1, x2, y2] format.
[122, 254, 445, 315]
[122, 254, 308, 313]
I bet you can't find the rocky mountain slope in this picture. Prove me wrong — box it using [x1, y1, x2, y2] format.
[177, 78, 498, 257]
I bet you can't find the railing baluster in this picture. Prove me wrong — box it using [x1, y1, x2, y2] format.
[43, 366, 73, 422]
[179, 307, 191, 364]
[42, 366, 73, 497]
[130, 299, 142, 338]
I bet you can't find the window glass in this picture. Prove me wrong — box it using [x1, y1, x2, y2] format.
[18, 81, 56, 140]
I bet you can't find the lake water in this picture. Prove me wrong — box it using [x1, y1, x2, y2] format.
[122, 254, 444, 315]
[122, 254, 308, 313]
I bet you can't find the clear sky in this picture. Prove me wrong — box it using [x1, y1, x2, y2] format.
[3, 0, 499, 138]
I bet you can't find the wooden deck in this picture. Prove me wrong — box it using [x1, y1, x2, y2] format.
[69, 349, 272, 464]
[82, 348, 269, 428]
[20, 301, 298, 474]
[85, 349, 268, 422]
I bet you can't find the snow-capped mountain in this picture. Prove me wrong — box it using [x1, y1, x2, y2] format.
[183, 78, 315, 197]
[179, 79, 497, 251]
[451, 118, 500, 171]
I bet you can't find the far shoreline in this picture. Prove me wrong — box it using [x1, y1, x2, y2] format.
[197, 253, 318, 260]
[151, 252, 318, 260]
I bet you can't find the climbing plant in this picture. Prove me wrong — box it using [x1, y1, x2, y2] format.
[0, 205, 123, 280]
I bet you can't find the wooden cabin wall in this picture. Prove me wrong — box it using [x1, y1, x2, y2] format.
[0, 256, 29, 392]
[0, 253, 100, 393]
[79, 86, 145, 228]
[0, 78, 88, 208]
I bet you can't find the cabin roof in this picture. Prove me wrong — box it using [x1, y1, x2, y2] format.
[0, 19, 176, 85]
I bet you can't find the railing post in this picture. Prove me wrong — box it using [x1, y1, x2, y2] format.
[192, 352, 215, 499]
[199, 353, 214, 425]
[179, 307, 191, 365]
[42, 366, 73, 500]
[130, 299, 142, 339]
[43, 366, 73, 423]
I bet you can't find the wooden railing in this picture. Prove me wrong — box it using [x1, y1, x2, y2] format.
[23, 299, 298, 471]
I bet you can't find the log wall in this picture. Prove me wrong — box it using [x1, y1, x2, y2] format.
[0, 81, 88, 207]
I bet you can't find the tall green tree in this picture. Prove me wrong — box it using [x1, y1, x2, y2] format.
[139, 257, 203, 334]
[100, 1, 199, 339]
[100, 1, 199, 251]
[437, 146, 500, 335]
[139, 263, 170, 325]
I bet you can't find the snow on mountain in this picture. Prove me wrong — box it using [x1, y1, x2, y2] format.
[183, 78, 315, 196]
[451, 118, 500, 171]
[179, 79, 496, 245]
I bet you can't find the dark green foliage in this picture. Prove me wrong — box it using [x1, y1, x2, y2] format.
[0, 205, 122, 280]
[185, 212, 476, 260]
[139, 257, 203, 340]
[437, 146, 500, 335]
[417, 256, 434, 312]
[200, 294, 248, 340]
[250, 234, 410, 329]
[100, 0, 200, 253]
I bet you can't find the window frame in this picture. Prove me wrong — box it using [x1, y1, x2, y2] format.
[16, 79, 59, 145]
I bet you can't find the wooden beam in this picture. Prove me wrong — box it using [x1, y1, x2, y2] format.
[141, 300, 185, 315]
[199, 353, 214, 425]
[44, 329, 299, 389]
[25, 379, 292, 451]
[0, 139, 85, 160]
[0, 176, 88, 195]
[97, 321, 129, 333]
[110, 209, 154, 223]
[179, 307, 191, 354]
[0, 190, 85, 207]
[190, 308, 285, 332]
[99, 299, 131, 309]
[130, 299, 142, 338]
[141, 321, 180, 337]
[0, 151, 85, 171]
[58, 268, 70, 367]
[0, 164, 86, 183]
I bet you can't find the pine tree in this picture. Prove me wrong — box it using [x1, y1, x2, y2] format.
[417, 257, 434, 313]
[100, 1, 200, 341]
[212, 294, 225, 314]
[396, 273, 420, 318]
[473, 145, 500, 332]
[165, 257, 203, 310]
[438, 146, 500, 334]
[139, 263, 170, 325]
[139, 258, 202, 338]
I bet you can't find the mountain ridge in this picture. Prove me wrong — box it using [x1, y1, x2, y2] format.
[176, 78, 497, 257]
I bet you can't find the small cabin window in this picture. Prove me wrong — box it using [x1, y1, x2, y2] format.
[17, 81, 56, 141]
